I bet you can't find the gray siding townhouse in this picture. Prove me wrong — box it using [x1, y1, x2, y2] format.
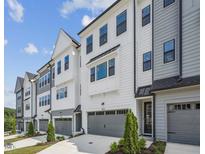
[152, 0, 200, 145]
[14, 77, 24, 131]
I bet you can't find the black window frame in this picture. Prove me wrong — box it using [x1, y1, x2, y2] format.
[97, 62, 107, 80]
[164, 0, 175, 7]
[108, 58, 115, 76]
[143, 51, 152, 71]
[163, 39, 175, 63]
[90, 67, 95, 82]
[64, 55, 69, 71]
[142, 5, 151, 27]
[116, 10, 127, 36]
[99, 24, 108, 46]
[57, 60, 61, 75]
[86, 35, 93, 54]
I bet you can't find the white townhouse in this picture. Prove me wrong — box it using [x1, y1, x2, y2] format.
[22, 72, 36, 131]
[79, 0, 137, 137]
[51, 29, 81, 136]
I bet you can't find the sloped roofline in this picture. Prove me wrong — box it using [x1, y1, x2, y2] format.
[78, 0, 121, 35]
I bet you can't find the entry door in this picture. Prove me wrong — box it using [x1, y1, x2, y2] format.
[144, 102, 152, 134]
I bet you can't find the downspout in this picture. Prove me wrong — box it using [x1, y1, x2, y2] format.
[49, 64, 52, 121]
[152, 0, 156, 141]
[133, 0, 136, 96]
[178, 0, 183, 80]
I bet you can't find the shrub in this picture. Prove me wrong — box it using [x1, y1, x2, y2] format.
[47, 122, 55, 142]
[123, 110, 145, 154]
[57, 136, 65, 141]
[110, 142, 119, 153]
[118, 138, 124, 147]
[27, 122, 35, 137]
[11, 118, 16, 134]
[153, 141, 166, 154]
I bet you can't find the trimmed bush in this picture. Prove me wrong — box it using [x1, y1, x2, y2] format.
[47, 122, 55, 142]
[123, 110, 145, 154]
[110, 142, 119, 153]
[11, 118, 16, 134]
[27, 122, 35, 137]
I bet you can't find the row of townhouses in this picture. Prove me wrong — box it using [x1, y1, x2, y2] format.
[15, 0, 200, 145]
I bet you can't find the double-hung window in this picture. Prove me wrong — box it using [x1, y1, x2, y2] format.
[57, 61, 61, 74]
[99, 24, 108, 46]
[90, 67, 95, 82]
[64, 55, 69, 70]
[52, 67, 55, 79]
[108, 58, 115, 76]
[47, 72, 50, 84]
[39, 78, 41, 88]
[45, 74, 48, 85]
[142, 5, 150, 26]
[56, 87, 67, 100]
[86, 35, 93, 54]
[97, 62, 107, 80]
[116, 10, 127, 36]
[143, 51, 152, 71]
[164, 39, 175, 63]
[164, 0, 175, 7]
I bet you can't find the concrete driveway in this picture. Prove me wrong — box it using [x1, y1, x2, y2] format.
[39, 134, 120, 154]
[165, 142, 200, 154]
[5, 135, 47, 151]
[38, 134, 152, 154]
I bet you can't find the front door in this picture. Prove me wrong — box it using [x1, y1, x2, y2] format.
[144, 102, 152, 134]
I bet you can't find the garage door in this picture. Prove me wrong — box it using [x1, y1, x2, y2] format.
[167, 103, 200, 145]
[55, 118, 72, 136]
[88, 109, 128, 137]
[39, 119, 48, 132]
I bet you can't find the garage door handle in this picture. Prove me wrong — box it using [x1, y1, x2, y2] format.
[104, 124, 106, 128]
[168, 132, 176, 134]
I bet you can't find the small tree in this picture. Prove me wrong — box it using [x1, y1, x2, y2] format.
[47, 122, 55, 142]
[123, 110, 145, 154]
[11, 118, 16, 134]
[123, 110, 135, 154]
[27, 122, 35, 136]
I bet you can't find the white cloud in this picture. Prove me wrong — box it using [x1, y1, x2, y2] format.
[24, 43, 38, 55]
[4, 89, 16, 109]
[81, 15, 94, 26]
[60, 0, 116, 18]
[7, 0, 24, 23]
[4, 39, 8, 46]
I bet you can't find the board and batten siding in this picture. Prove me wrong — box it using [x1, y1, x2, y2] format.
[155, 86, 200, 141]
[136, 0, 152, 87]
[153, 0, 180, 80]
[182, 0, 200, 78]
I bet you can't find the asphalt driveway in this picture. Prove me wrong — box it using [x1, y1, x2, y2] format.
[38, 134, 152, 154]
[165, 142, 200, 154]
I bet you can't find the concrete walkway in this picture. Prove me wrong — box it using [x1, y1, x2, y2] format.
[4, 134, 22, 140]
[38, 134, 152, 154]
[5, 135, 47, 151]
[165, 142, 200, 154]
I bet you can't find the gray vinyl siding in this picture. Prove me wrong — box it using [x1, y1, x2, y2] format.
[153, 0, 180, 80]
[37, 69, 50, 95]
[155, 86, 200, 141]
[182, 0, 200, 78]
[16, 90, 23, 117]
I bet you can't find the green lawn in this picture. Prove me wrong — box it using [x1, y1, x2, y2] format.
[4, 136, 28, 145]
[4, 143, 54, 154]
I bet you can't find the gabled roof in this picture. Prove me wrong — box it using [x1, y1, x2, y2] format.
[51, 29, 80, 59]
[78, 0, 120, 35]
[25, 72, 36, 80]
[14, 77, 24, 93]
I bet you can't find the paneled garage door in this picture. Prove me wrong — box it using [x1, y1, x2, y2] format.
[88, 109, 128, 137]
[55, 118, 72, 136]
[39, 119, 49, 132]
[167, 103, 200, 145]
